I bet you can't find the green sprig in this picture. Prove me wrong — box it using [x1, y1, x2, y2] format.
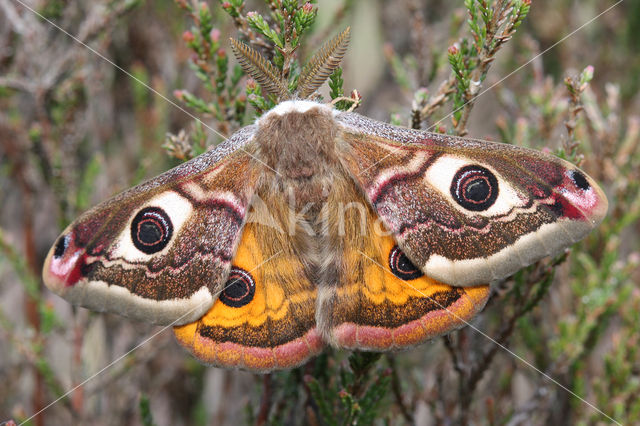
[246, 11, 284, 48]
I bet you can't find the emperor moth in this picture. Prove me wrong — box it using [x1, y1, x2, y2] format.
[42, 31, 607, 373]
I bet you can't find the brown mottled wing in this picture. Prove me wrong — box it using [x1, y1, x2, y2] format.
[335, 112, 608, 286]
[43, 127, 263, 325]
[174, 189, 323, 372]
[316, 175, 489, 350]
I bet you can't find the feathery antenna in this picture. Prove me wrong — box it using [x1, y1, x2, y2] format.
[230, 27, 350, 101]
[229, 38, 289, 100]
[297, 27, 350, 99]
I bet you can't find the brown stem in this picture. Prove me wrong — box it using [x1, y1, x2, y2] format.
[407, 0, 430, 87]
[0, 306, 77, 418]
[2, 120, 46, 426]
[71, 321, 85, 414]
[455, 99, 474, 137]
[39, 0, 138, 92]
[443, 335, 467, 378]
[0, 76, 32, 92]
[22, 189, 45, 426]
[386, 355, 414, 423]
[256, 374, 273, 426]
[453, 260, 558, 425]
[420, 75, 457, 127]
[455, 0, 525, 136]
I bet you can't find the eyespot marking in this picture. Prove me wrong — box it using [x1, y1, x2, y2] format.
[131, 207, 173, 254]
[54, 234, 70, 258]
[219, 267, 256, 308]
[389, 245, 424, 281]
[450, 165, 499, 211]
[570, 170, 590, 191]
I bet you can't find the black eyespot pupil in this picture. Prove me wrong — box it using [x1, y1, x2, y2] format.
[219, 267, 255, 308]
[53, 234, 69, 258]
[571, 170, 590, 191]
[138, 220, 163, 245]
[225, 279, 247, 299]
[450, 165, 499, 211]
[131, 207, 173, 254]
[465, 178, 490, 202]
[389, 245, 424, 281]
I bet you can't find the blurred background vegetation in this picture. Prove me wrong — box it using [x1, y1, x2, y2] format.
[1, 0, 639, 425]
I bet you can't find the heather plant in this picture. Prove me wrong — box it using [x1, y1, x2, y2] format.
[1, 1, 638, 425]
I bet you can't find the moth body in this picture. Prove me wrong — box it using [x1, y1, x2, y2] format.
[254, 101, 339, 207]
[43, 100, 607, 371]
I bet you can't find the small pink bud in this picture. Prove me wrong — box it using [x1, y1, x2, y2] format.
[415, 87, 429, 101]
[583, 65, 594, 81]
[246, 79, 257, 90]
[247, 11, 257, 18]
[448, 45, 459, 55]
[210, 28, 221, 43]
[221, 2, 232, 9]
[182, 31, 195, 43]
[523, 0, 531, 5]
[350, 89, 362, 100]
[338, 389, 349, 398]
[217, 48, 226, 58]
[302, 2, 313, 13]
[173, 90, 185, 100]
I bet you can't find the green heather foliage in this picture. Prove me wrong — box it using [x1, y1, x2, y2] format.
[1, 0, 639, 425]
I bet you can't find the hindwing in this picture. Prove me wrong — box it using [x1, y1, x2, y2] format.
[174, 187, 323, 372]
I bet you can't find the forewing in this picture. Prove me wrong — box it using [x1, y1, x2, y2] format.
[335, 113, 608, 286]
[43, 127, 262, 325]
